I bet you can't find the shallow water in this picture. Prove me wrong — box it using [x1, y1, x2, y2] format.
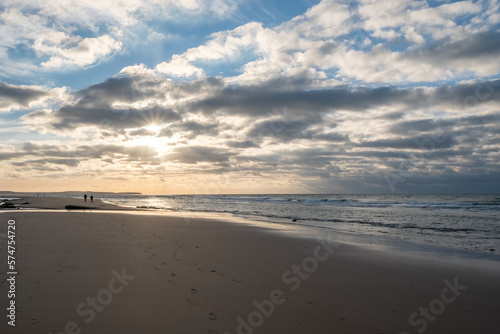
[92, 193, 500, 255]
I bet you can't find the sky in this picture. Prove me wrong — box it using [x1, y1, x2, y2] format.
[0, 0, 499, 195]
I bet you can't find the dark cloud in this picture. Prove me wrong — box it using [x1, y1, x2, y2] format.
[359, 136, 458, 149]
[245, 115, 347, 144]
[388, 113, 500, 137]
[157, 127, 174, 137]
[24, 76, 181, 131]
[129, 128, 157, 136]
[431, 79, 500, 107]
[225, 140, 260, 148]
[22, 71, 500, 138]
[413, 30, 500, 63]
[48, 105, 180, 131]
[313, 132, 349, 142]
[11, 158, 80, 167]
[163, 146, 235, 164]
[170, 121, 219, 139]
[0, 152, 23, 160]
[74, 144, 159, 161]
[185, 78, 500, 120]
[0, 82, 49, 109]
[247, 117, 323, 143]
[189, 84, 417, 116]
[0, 142, 160, 167]
[389, 118, 454, 134]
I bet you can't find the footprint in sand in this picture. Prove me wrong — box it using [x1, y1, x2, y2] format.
[190, 288, 197, 294]
[208, 313, 217, 320]
[186, 298, 197, 306]
[308, 301, 320, 308]
[170, 273, 176, 277]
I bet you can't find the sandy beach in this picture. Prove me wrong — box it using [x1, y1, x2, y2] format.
[6, 196, 136, 211]
[1, 197, 499, 334]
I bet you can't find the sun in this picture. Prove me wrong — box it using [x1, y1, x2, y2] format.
[128, 123, 176, 156]
[144, 124, 162, 134]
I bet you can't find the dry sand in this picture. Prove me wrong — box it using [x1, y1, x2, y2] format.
[0, 198, 499, 334]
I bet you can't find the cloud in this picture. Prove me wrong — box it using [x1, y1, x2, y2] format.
[247, 117, 324, 143]
[0, 82, 49, 111]
[40, 35, 123, 69]
[3, 0, 500, 193]
[162, 146, 235, 164]
[148, 0, 500, 84]
[129, 128, 158, 136]
[409, 30, 500, 75]
[225, 140, 259, 148]
[155, 21, 262, 78]
[155, 55, 204, 78]
[0, 141, 161, 172]
[359, 136, 459, 149]
[11, 158, 80, 167]
[0, 0, 242, 75]
[23, 76, 181, 132]
[169, 121, 219, 139]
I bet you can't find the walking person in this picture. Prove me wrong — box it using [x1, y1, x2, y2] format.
[84, 194, 87, 202]
[90, 195, 94, 203]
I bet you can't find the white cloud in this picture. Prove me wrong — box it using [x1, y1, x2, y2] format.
[117, 0, 500, 87]
[155, 55, 205, 78]
[0, 0, 242, 75]
[40, 35, 123, 68]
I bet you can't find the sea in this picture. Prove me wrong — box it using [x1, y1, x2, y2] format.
[95, 193, 500, 256]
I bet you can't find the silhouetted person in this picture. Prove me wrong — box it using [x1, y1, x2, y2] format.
[84, 194, 87, 202]
[90, 195, 94, 203]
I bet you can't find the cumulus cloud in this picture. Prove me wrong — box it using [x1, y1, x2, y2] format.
[142, 0, 499, 85]
[163, 146, 235, 164]
[0, 141, 161, 174]
[40, 35, 123, 69]
[0, 82, 69, 112]
[22, 76, 181, 132]
[3, 0, 500, 193]
[155, 55, 204, 78]
[0, 82, 49, 111]
[0, 0, 242, 75]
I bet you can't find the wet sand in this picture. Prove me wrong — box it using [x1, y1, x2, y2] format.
[7, 196, 136, 211]
[0, 200, 499, 333]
